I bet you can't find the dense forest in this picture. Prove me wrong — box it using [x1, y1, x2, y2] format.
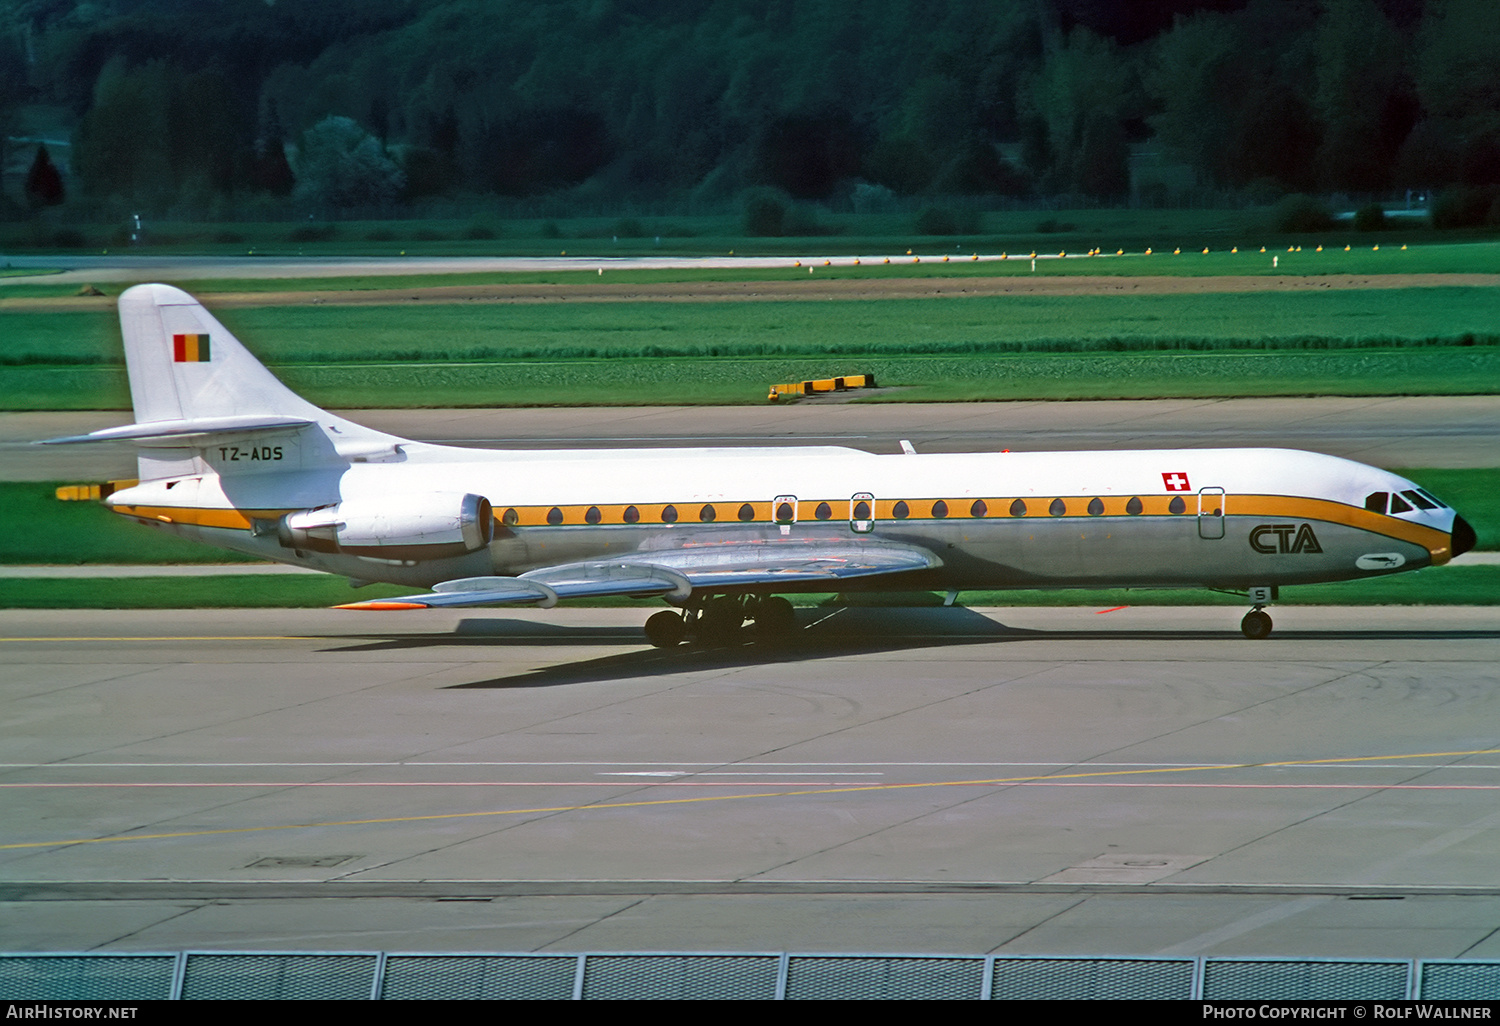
[1, 0, 1498, 224]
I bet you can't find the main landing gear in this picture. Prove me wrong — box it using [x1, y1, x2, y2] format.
[643, 595, 798, 649]
[1240, 586, 1277, 640]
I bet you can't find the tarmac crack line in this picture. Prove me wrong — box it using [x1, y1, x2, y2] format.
[13, 746, 1499, 852]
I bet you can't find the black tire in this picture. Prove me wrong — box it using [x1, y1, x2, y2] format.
[644, 610, 686, 648]
[693, 599, 744, 648]
[1241, 609, 1273, 640]
[753, 596, 797, 643]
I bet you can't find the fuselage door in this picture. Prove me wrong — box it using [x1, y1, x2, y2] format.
[1198, 486, 1226, 539]
[850, 492, 875, 533]
[774, 494, 798, 536]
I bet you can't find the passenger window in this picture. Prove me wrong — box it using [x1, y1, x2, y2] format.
[1168, 496, 1186, 514]
[1402, 490, 1437, 510]
[547, 507, 564, 525]
[624, 505, 640, 524]
[776, 501, 795, 522]
[1087, 497, 1104, 516]
[1388, 493, 1412, 514]
[931, 499, 949, 518]
[1009, 498, 1027, 517]
[661, 504, 678, 523]
[893, 500, 909, 519]
[699, 504, 716, 522]
[1049, 498, 1066, 516]
[852, 499, 871, 519]
[503, 507, 519, 526]
[970, 499, 987, 518]
[1126, 497, 1142, 515]
[815, 501, 832, 520]
[585, 506, 601, 525]
[1364, 492, 1388, 513]
[738, 503, 756, 521]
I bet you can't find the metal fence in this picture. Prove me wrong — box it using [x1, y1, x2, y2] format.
[2, 951, 1497, 1000]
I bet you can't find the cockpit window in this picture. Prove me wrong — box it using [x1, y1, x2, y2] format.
[1415, 488, 1448, 509]
[1401, 489, 1437, 511]
[1364, 492, 1389, 513]
[1388, 492, 1413, 514]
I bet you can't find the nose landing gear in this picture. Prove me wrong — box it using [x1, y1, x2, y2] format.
[1240, 608, 1273, 640]
[1241, 585, 1277, 639]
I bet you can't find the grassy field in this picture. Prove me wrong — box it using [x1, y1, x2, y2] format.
[3, 209, 1490, 260]
[4, 348, 1499, 410]
[4, 285, 1498, 408]
[4, 242, 1499, 303]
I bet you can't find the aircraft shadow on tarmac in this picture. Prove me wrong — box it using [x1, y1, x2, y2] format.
[316, 607, 1500, 690]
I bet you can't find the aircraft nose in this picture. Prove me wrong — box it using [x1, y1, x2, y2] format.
[1452, 514, 1477, 558]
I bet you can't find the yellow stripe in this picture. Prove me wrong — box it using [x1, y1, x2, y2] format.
[5, 745, 1496, 852]
[113, 505, 294, 530]
[115, 493, 1453, 560]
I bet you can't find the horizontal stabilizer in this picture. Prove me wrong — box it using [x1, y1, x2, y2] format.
[42, 415, 314, 447]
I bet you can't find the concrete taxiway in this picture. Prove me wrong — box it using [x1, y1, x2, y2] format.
[4, 394, 1496, 956]
[5, 394, 1498, 482]
[4, 604, 1500, 956]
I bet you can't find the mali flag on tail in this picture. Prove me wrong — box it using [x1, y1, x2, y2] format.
[173, 333, 211, 362]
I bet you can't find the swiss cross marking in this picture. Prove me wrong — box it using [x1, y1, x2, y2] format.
[1162, 472, 1191, 492]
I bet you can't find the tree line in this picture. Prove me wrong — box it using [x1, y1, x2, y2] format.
[2, 0, 1498, 222]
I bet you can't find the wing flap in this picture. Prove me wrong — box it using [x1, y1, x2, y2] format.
[335, 565, 691, 610]
[521, 562, 692, 599]
[640, 538, 941, 585]
[336, 541, 939, 611]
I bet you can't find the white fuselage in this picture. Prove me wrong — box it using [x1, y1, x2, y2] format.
[108, 441, 1462, 594]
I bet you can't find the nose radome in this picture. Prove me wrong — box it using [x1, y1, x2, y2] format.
[1452, 515, 1477, 558]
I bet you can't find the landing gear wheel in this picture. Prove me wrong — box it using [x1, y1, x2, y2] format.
[644, 610, 687, 648]
[1241, 608, 1273, 640]
[694, 599, 745, 648]
[752, 596, 797, 644]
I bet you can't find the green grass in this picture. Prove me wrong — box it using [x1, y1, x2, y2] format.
[0, 575, 411, 609]
[0, 481, 262, 564]
[2, 241, 1498, 303]
[5, 346, 1496, 410]
[4, 286, 1499, 408]
[1, 564, 1493, 609]
[9, 288, 1498, 364]
[2, 209, 1492, 259]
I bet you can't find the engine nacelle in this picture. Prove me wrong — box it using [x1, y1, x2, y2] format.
[278, 492, 493, 560]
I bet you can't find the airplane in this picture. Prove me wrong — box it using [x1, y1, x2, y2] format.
[45, 283, 1475, 645]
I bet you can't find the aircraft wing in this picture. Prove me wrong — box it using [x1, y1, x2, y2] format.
[337, 539, 940, 610]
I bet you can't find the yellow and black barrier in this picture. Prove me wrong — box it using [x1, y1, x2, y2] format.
[769, 373, 877, 401]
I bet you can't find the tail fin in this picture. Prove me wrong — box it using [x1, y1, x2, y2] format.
[120, 282, 325, 425]
[45, 284, 402, 482]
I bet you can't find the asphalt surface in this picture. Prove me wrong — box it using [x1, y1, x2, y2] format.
[6, 395, 1499, 483]
[4, 395, 1498, 959]
[3, 604, 1500, 956]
